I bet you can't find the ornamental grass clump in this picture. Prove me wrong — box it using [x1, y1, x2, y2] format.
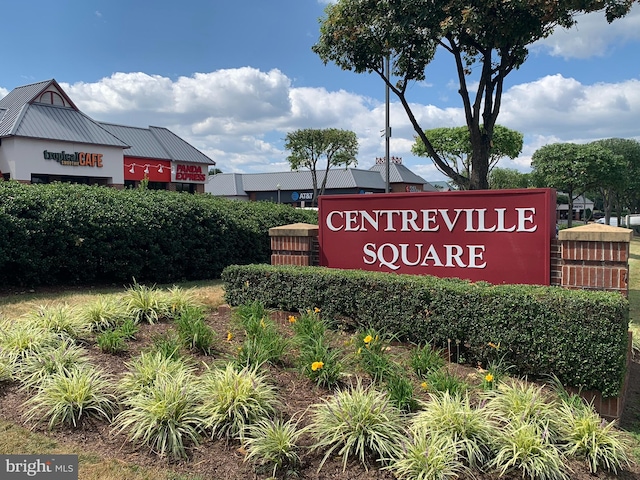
[24, 303, 87, 340]
[174, 305, 216, 355]
[119, 351, 194, 397]
[123, 281, 170, 324]
[24, 367, 118, 430]
[17, 340, 91, 391]
[166, 285, 202, 319]
[197, 363, 279, 441]
[146, 332, 183, 360]
[244, 417, 303, 477]
[232, 300, 272, 337]
[555, 400, 631, 473]
[410, 392, 494, 468]
[113, 369, 203, 460]
[80, 295, 131, 332]
[483, 380, 558, 435]
[305, 381, 406, 471]
[384, 372, 418, 413]
[0, 320, 60, 360]
[291, 308, 327, 343]
[0, 352, 17, 382]
[386, 432, 468, 480]
[491, 419, 568, 480]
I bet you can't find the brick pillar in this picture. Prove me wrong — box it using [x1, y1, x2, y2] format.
[558, 224, 632, 296]
[269, 223, 319, 266]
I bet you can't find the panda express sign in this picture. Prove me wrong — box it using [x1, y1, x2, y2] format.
[318, 189, 556, 285]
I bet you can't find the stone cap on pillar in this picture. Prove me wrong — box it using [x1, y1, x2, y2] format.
[268, 223, 319, 237]
[558, 224, 633, 243]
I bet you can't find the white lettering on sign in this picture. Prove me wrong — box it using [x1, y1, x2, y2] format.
[363, 243, 487, 270]
[326, 208, 537, 233]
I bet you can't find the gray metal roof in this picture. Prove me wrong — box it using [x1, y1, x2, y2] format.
[207, 173, 247, 196]
[0, 80, 53, 136]
[369, 162, 424, 184]
[240, 169, 386, 192]
[12, 104, 129, 147]
[99, 123, 170, 158]
[149, 126, 213, 164]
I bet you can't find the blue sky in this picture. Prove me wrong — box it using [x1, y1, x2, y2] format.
[1, 0, 639, 182]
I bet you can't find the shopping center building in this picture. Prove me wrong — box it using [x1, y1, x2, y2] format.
[206, 156, 438, 206]
[0, 79, 214, 192]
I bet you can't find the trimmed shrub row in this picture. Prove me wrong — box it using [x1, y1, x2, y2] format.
[0, 182, 317, 287]
[222, 264, 630, 397]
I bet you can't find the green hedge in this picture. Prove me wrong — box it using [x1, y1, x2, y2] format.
[0, 182, 317, 287]
[222, 264, 629, 397]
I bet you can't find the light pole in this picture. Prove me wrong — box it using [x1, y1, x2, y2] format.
[276, 184, 281, 204]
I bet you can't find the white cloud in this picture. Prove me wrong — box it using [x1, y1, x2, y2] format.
[56, 68, 640, 179]
[533, 5, 640, 58]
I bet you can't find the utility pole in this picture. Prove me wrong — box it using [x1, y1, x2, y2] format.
[385, 54, 391, 194]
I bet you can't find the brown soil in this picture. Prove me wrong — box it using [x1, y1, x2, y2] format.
[1, 306, 640, 480]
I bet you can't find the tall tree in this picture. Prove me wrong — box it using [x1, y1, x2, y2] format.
[284, 128, 358, 205]
[312, 0, 634, 190]
[590, 138, 640, 222]
[531, 143, 617, 228]
[412, 124, 523, 189]
[489, 167, 531, 190]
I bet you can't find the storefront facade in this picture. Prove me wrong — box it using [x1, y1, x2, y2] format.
[0, 79, 214, 191]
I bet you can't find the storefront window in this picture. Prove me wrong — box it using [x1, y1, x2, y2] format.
[175, 183, 196, 193]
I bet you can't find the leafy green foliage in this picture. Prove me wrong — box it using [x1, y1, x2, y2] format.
[424, 368, 470, 397]
[96, 330, 127, 354]
[0, 182, 317, 287]
[174, 306, 216, 355]
[297, 336, 344, 389]
[410, 344, 445, 379]
[233, 301, 289, 367]
[284, 128, 358, 204]
[81, 295, 131, 333]
[305, 381, 406, 471]
[222, 264, 629, 397]
[123, 282, 170, 324]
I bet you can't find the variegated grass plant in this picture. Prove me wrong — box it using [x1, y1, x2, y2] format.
[80, 295, 131, 332]
[16, 340, 91, 391]
[113, 368, 203, 460]
[304, 381, 406, 471]
[410, 392, 494, 469]
[166, 285, 203, 319]
[174, 305, 216, 355]
[483, 380, 558, 436]
[24, 367, 118, 429]
[555, 400, 631, 473]
[491, 419, 568, 480]
[244, 417, 303, 477]
[197, 363, 279, 441]
[0, 351, 17, 382]
[123, 281, 170, 324]
[386, 433, 468, 480]
[118, 351, 194, 397]
[23, 303, 87, 340]
[0, 320, 61, 360]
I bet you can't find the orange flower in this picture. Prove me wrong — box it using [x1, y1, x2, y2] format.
[314, 307, 321, 313]
[288, 315, 297, 324]
[485, 373, 494, 383]
[227, 331, 233, 342]
[363, 335, 373, 344]
[311, 361, 324, 371]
